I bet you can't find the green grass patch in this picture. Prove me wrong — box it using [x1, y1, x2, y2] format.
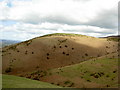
[49, 58, 118, 87]
[2, 74, 62, 88]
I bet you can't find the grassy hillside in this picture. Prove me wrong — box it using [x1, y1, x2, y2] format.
[2, 33, 119, 88]
[48, 58, 118, 88]
[24, 56, 118, 88]
[2, 74, 62, 88]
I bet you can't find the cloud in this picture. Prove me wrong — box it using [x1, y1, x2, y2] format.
[87, 8, 118, 29]
[1, 0, 118, 24]
[0, 0, 119, 40]
[1, 22, 118, 40]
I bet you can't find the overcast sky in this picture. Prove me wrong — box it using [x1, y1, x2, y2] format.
[0, 0, 119, 41]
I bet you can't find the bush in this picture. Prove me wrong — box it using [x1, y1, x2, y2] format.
[85, 53, 88, 56]
[106, 75, 109, 77]
[66, 54, 69, 56]
[47, 57, 49, 59]
[5, 67, 12, 73]
[65, 45, 68, 47]
[87, 80, 91, 82]
[63, 52, 65, 54]
[64, 81, 71, 84]
[64, 80, 74, 87]
[47, 53, 49, 56]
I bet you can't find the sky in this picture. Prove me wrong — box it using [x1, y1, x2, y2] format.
[0, 0, 119, 41]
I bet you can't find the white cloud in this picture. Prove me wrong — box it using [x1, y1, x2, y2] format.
[0, 0, 118, 24]
[0, 0, 119, 40]
[1, 22, 118, 40]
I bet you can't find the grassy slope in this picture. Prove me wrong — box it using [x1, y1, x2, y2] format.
[40, 33, 89, 37]
[2, 33, 119, 88]
[2, 74, 62, 88]
[43, 57, 118, 88]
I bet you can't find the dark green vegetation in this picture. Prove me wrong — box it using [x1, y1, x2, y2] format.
[2, 74, 62, 88]
[107, 37, 120, 42]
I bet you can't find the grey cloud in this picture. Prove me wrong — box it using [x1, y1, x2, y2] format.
[64, 28, 115, 34]
[21, 8, 117, 31]
[86, 9, 117, 29]
[21, 13, 81, 25]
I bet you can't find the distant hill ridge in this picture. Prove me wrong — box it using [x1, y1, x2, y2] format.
[0, 39, 20, 47]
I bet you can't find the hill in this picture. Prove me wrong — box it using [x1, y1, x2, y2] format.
[1, 33, 119, 88]
[38, 57, 118, 88]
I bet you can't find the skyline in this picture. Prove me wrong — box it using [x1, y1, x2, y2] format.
[0, 0, 119, 41]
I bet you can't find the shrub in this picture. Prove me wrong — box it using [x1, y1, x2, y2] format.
[85, 53, 88, 56]
[33, 75, 39, 80]
[64, 81, 74, 87]
[36, 66, 39, 68]
[106, 85, 110, 87]
[94, 75, 99, 78]
[87, 80, 91, 82]
[81, 76, 83, 78]
[106, 75, 109, 77]
[57, 84, 60, 86]
[106, 46, 109, 48]
[100, 72, 104, 75]
[5, 67, 12, 73]
[113, 70, 117, 73]
[54, 46, 56, 48]
[63, 52, 65, 54]
[65, 45, 68, 47]
[47, 57, 49, 59]
[66, 54, 69, 56]
[25, 51, 27, 54]
[17, 50, 20, 52]
[68, 83, 74, 87]
[47, 53, 49, 56]
[64, 81, 71, 84]
[97, 55, 100, 57]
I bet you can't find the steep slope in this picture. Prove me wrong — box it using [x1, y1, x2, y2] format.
[2, 33, 118, 75]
